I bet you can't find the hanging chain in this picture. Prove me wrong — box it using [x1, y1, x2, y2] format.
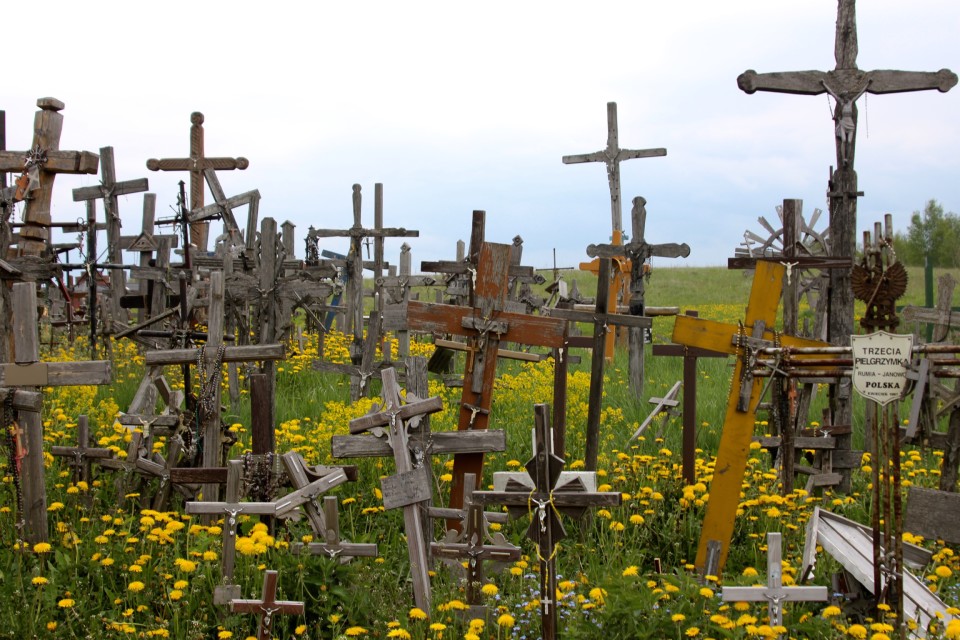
[2, 389, 25, 537]
[196, 343, 227, 431]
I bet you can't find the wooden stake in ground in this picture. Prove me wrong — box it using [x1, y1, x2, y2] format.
[229, 569, 303, 640]
[146, 112, 249, 253]
[737, 0, 957, 430]
[473, 404, 622, 640]
[0, 98, 99, 256]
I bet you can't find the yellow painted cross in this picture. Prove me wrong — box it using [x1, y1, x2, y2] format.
[671, 260, 832, 574]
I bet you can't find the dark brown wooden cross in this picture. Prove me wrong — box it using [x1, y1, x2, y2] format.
[408, 241, 567, 517]
[0, 98, 99, 256]
[586, 196, 690, 394]
[229, 569, 304, 640]
[72, 146, 150, 328]
[473, 404, 622, 640]
[343, 366, 444, 611]
[562, 101, 666, 234]
[146, 111, 249, 253]
[545, 257, 652, 470]
[738, 0, 957, 430]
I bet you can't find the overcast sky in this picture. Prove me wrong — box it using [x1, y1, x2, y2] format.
[4, 1, 958, 271]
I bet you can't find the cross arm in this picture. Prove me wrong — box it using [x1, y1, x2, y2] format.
[144, 344, 285, 366]
[618, 148, 667, 161]
[471, 490, 622, 509]
[146, 157, 249, 171]
[347, 396, 444, 434]
[408, 301, 567, 348]
[545, 307, 652, 329]
[273, 469, 350, 517]
[0, 150, 99, 174]
[72, 179, 149, 202]
[865, 68, 957, 94]
[184, 501, 278, 516]
[722, 585, 829, 603]
[0, 388, 43, 412]
[0, 361, 112, 387]
[737, 70, 830, 95]
[332, 429, 506, 459]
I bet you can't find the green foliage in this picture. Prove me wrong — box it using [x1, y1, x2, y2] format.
[895, 199, 960, 267]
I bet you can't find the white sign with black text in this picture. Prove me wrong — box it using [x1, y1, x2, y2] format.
[851, 331, 914, 406]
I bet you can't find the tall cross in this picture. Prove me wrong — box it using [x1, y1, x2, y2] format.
[408, 241, 567, 519]
[737, 0, 957, 428]
[586, 196, 690, 393]
[671, 261, 833, 574]
[473, 404, 622, 640]
[229, 569, 304, 640]
[722, 532, 827, 634]
[0, 98, 99, 256]
[146, 111, 249, 253]
[563, 101, 666, 234]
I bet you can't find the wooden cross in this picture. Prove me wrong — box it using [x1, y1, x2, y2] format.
[671, 261, 831, 574]
[0, 97, 99, 256]
[276, 451, 355, 548]
[146, 111, 249, 253]
[652, 311, 727, 484]
[630, 380, 682, 442]
[144, 270, 285, 502]
[119, 193, 181, 325]
[586, 196, 690, 393]
[71, 146, 150, 327]
[1, 282, 112, 543]
[722, 532, 827, 633]
[431, 485, 521, 613]
[313, 309, 385, 401]
[738, 0, 957, 430]
[408, 240, 567, 517]
[562, 101, 666, 234]
[50, 414, 113, 485]
[229, 569, 304, 640]
[545, 257, 652, 470]
[343, 366, 444, 611]
[308, 183, 418, 360]
[186, 460, 278, 603]
[188, 168, 260, 261]
[473, 404, 622, 640]
[903, 273, 959, 342]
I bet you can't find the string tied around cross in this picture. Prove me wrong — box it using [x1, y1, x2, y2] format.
[526, 488, 562, 564]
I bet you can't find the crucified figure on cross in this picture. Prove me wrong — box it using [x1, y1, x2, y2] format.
[821, 78, 871, 167]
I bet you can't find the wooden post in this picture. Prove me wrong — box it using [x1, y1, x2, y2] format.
[146, 112, 249, 253]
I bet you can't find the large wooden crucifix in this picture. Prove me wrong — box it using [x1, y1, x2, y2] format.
[473, 404, 622, 640]
[671, 261, 832, 574]
[408, 241, 567, 518]
[737, 0, 957, 429]
[0, 98, 99, 257]
[143, 271, 285, 502]
[146, 111, 249, 253]
[586, 196, 690, 394]
[562, 102, 666, 235]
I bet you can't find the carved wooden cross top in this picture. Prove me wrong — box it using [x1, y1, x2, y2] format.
[229, 570, 304, 640]
[563, 101, 666, 234]
[722, 532, 827, 631]
[146, 111, 249, 252]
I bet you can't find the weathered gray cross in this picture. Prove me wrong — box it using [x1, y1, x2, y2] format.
[229, 569, 304, 640]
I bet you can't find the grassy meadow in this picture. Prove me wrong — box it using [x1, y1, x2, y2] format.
[2, 264, 960, 639]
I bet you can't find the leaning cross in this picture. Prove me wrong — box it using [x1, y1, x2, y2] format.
[229, 569, 304, 640]
[1, 282, 112, 543]
[188, 168, 261, 262]
[290, 495, 379, 561]
[562, 101, 666, 234]
[408, 241, 567, 519]
[671, 260, 832, 574]
[722, 532, 827, 633]
[737, 0, 957, 429]
[473, 404, 622, 640]
[345, 366, 444, 612]
[146, 111, 249, 253]
[586, 196, 690, 393]
[185, 460, 278, 603]
[0, 98, 99, 256]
